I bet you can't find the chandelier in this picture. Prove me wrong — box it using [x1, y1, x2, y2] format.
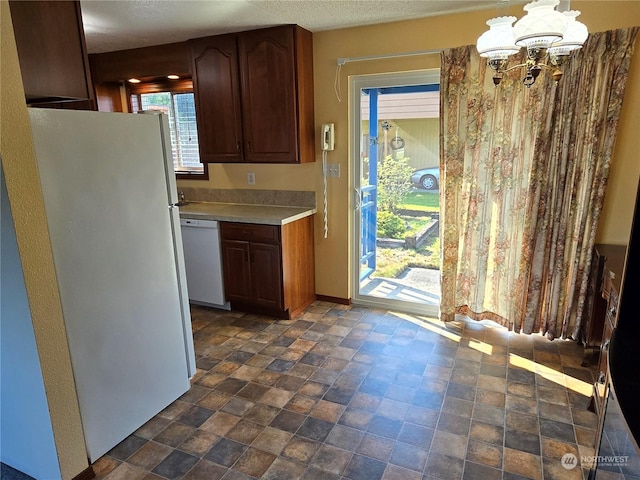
[476, 0, 588, 87]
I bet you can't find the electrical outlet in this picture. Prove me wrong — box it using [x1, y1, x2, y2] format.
[326, 163, 340, 178]
[247, 171, 256, 185]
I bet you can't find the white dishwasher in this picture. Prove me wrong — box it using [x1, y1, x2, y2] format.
[179, 218, 230, 310]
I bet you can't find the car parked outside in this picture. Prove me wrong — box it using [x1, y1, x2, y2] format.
[410, 167, 439, 190]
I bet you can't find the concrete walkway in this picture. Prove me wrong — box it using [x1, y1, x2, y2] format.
[360, 267, 441, 305]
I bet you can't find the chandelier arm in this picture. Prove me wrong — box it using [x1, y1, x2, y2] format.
[504, 63, 529, 72]
[503, 62, 556, 73]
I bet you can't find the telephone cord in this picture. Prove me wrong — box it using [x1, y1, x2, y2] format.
[322, 149, 328, 239]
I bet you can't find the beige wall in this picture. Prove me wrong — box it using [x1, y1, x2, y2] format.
[0, 2, 89, 478]
[180, 1, 640, 300]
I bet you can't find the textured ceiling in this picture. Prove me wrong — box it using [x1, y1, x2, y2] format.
[80, 0, 502, 53]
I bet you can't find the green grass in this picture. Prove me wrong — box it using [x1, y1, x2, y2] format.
[373, 236, 440, 278]
[378, 214, 432, 239]
[399, 191, 440, 212]
[370, 188, 440, 279]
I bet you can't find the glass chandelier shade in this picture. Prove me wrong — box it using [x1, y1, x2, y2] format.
[548, 10, 589, 57]
[475, 0, 588, 87]
[477, 16, 521, 60]
[513, 0, 568, 49]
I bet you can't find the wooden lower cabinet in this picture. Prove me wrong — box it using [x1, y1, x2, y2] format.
[589, 247, 624, 424]
[220, 239, 253, 302]
[222, 239, 282, 310]
[220, 217, 315, 319]
[581, 244, 627, 365]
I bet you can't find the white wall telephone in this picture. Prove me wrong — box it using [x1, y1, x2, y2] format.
[321, 123, 335, 151]
[320, 123, 335, 239]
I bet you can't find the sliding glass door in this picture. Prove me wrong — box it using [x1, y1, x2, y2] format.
[350, 70, 441, 317]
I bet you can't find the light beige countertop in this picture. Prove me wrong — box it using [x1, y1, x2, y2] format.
[178, 202, 316, 225]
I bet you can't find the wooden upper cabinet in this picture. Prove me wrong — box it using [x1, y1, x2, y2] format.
[189, 35, 244, 163]
[189, 25, 315, 164]
[239, 27, 298, 163]
[9, 1, 94, 106]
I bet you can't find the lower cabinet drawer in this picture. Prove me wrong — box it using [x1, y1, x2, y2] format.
[220, 222, 280, 243]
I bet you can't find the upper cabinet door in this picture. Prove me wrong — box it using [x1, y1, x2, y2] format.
[188, 25, 315, 164]
[238, 27, 298, 163]
[9, 0, 95, 106]
[189, 34, 244, 163]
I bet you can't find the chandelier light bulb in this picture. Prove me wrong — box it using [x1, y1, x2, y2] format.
[513, 0, 568, 49]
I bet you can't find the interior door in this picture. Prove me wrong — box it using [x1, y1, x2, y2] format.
[351, 70, 441, 317]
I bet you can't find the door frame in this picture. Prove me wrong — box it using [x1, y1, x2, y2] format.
[349, 69, 441, 317]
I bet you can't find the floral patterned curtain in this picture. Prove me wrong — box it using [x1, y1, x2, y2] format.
[440, 28, 639, 337]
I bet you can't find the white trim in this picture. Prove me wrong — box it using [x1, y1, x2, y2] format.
[350, 69, 441, 318]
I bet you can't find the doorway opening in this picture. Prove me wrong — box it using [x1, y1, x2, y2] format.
[350, 70, 440, 317]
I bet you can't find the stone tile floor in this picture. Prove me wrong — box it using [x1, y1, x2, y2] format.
[92, 301, 599, 480]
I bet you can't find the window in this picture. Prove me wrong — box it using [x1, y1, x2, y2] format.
[128, 80, 207, 179]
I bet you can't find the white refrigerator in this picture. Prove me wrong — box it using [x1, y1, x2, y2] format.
[28, 108, 196, 462]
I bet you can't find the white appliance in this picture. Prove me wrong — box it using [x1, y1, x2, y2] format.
[180, 218, 230, 309]
[28, 108, 196, 462]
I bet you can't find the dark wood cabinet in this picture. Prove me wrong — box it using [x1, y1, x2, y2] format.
[582, 244, 627, 366]
[250, 242, 284, 308]
[238, 27, 298, 163]
[221, 231, 283, 311]
[220, 217, 315, 319]
[90, 42, 190, 84]
[189, 35, 244, 163]
[220, 238, 253, 302]
[593, 289, 617, 417]
[189, 25, 315, 164]
[588, 245, 626, 417]
[9, 0, 94, 106]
